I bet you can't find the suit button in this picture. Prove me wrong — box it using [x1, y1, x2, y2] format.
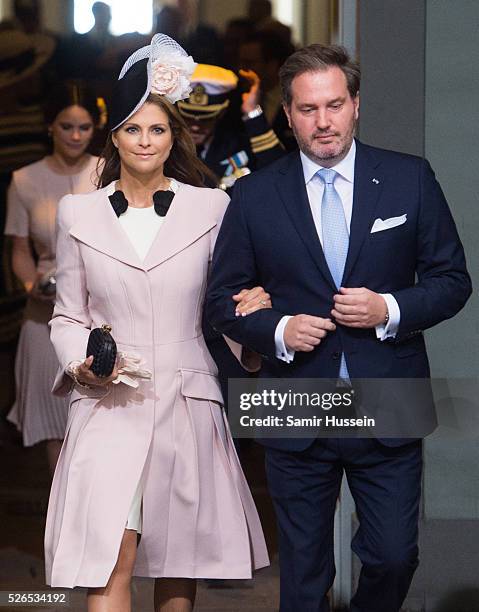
[332, 351, 341, 360]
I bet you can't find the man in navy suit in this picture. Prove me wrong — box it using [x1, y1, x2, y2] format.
[206, 44, 471, 612]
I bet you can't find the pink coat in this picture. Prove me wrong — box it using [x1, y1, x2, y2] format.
[45, 182, 269, 588]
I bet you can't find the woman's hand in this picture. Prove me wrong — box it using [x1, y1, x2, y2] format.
[29, 278, 56, 303]
[74, 355, 119, 387]
[233, 286, 272, 317]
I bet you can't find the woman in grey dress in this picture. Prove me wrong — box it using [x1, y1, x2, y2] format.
[4, 82, 101, 474]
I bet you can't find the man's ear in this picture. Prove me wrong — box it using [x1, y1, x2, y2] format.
[283, 103, 292, 128]
[353, 92, 360, 121]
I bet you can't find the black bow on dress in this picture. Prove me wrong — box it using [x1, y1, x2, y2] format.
[109, 190, 175, 218]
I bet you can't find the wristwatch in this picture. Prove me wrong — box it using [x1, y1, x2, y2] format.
[242, 104, 263, 121]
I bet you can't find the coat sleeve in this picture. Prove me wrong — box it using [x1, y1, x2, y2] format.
[49, 196, 93, 395]
[392, 159, 472, 340]
[208, 188, 261, 372]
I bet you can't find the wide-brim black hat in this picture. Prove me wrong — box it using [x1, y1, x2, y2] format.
[109, 33, 197, 131]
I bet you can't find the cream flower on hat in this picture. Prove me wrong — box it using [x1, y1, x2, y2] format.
[111, 34, 197, 130]
[151, 52, 196, 103]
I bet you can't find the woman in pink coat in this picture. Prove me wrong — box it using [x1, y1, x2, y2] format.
[45, 35, 270, 611]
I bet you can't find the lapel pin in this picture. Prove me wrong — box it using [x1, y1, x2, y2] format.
[372, 178, 379, 184]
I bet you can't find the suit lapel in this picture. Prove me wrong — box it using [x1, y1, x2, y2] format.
[342, 140, 383, 285]
[275, 152, 336, 289]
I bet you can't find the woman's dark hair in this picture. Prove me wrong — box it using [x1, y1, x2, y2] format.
[97, 93, 218, 189]
[44, 80, 101, 126]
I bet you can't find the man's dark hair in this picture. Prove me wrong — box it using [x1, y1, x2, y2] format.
[279, 44, 360, 107]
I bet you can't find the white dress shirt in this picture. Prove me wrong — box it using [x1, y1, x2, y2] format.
[274, 141, 400, 362]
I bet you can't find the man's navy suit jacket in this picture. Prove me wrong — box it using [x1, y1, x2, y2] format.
[206, 140, 472, 450]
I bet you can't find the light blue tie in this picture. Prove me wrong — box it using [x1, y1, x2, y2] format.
[316, 168, 350, 380]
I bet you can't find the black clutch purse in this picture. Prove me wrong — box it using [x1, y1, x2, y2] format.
[86, 324, 117, 377]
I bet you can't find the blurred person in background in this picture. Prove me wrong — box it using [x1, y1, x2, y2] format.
[84, 1, 113, 52]
[154, 0, 223, 66]
[0, 27, 54, 181]
[247, 0, 292, 45]
[222, 17, 255, 72]
[0, 26, 54, 357]
[177, 63, 284, 190]
[4, 81, 101, 474]
[10, 0, 59, 73]
[54, 2, 119, 102]
[153, 5, 183, 42]
[11, 0, 57, 43]
[239, 31, 297, 151]
[11, 0, 42, 35]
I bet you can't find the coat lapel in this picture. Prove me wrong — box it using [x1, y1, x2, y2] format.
[69, 183, 217, 272]
[342, 140, 383, 285]
[69, 184, 145, 270]
[275, 152, 336, 289]
[142, 184, 216, 270]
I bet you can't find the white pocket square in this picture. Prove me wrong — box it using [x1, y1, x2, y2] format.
[370, 214, 407, 234]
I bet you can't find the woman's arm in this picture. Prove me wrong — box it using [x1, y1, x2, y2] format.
[11, 236, 36, 293]
[49, 196, 94, 395]
[5, 175, 38, 294]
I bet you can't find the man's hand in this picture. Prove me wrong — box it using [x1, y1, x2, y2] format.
[239, 69, 261, 114]
[332, 287, 388, 328]
[233, 286, 271, 316]
[284, 315, 336, 352]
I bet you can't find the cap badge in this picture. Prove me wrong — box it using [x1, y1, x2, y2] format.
[190, 84, 208, 106]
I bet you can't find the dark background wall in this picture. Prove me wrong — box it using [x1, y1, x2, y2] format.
[359, 2, 479, 609]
